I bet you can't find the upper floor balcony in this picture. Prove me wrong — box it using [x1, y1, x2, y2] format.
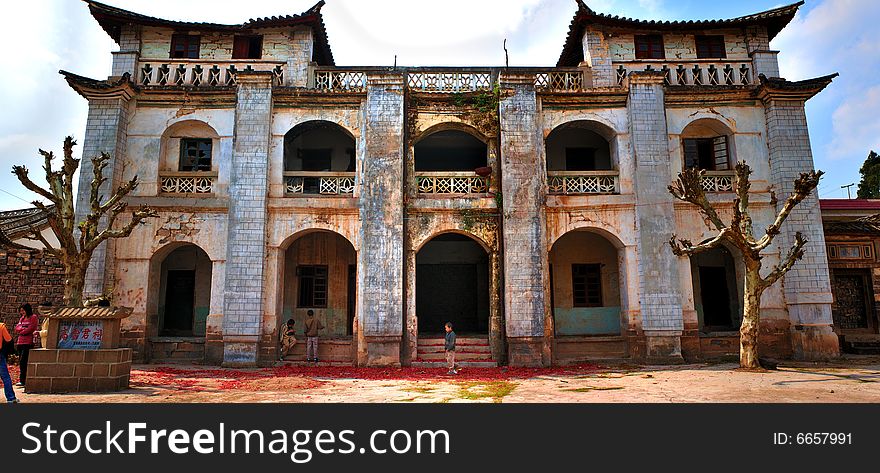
[138, 59, 285, 88]
[615, 59, 754, 87]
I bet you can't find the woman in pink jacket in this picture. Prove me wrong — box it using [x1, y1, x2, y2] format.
[14, 303, 38, 388]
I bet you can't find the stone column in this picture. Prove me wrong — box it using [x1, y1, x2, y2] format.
[112, 24, 141, 78]
[76, 96, 132, 300]
[627, 72, 684, 362]
[582, 28, 615, 88]
[498, 73, 548, 367]
[763, 98, 839, 360]
[286, 26, 314, 87]
[358, 72, 405, 366]
[222, 72, 273, 366]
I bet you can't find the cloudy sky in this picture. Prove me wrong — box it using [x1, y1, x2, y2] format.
[0, 0, 877, 209]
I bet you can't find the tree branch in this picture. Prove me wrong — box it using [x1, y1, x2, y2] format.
[754, 170, 823, 251]
[669, 168, 727, 232]
[759, 231, 807, 291]
[11, 165, 59, 204]
[669, 229, 729, 257]
[732, 162, 755, 242]
[23, 226, 62, 258]
[85, 206, 158, 253]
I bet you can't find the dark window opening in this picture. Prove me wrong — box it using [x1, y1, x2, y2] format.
[565, 148, 597, 171]
[179, 138, 212, 172]
[298, 265, 328, 308]
[572, 264, 602, 307]
[170, 34, 200, 59]
[684, 136, 729, 170]
[414, 130, 487, 172]
[696, 35, 727, 59]
[233, 35, 263, 59]
[635, 35, 665, 60]
[300, 149, 332, 171]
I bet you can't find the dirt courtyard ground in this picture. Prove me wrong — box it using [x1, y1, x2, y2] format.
[12, 357, 880, 403]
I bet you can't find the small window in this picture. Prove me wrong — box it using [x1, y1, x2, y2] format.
[179, 139, 212, 172]
[298, 265, 328, 308]
[572, 264, 602, 307]
[684, 136, 729, 171]
[233, 35, 263, 59]
[565, 148, 597, 171]
[170, 34, 200, 59]
[635, 35, 665, 59]
[695, 35, 727, 59]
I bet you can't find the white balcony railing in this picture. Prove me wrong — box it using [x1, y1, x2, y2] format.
[535, 71, 584, 92]
[615, 60, 753, 87]
[313, 70, 367, 92]
[159, 171, 217, 195]
[407, 72, 495, 92]
[547, 171, 619, 195]
[138, 60, 284, 87]
[284, 172, 356, 196]
[700, 171, 736, 192]
[416, 172, 490, 194]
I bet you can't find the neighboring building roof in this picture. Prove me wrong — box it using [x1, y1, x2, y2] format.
[83, 0, 335, 66]
[0, 206, 53, 242]
[41, 306, 133, 319]
[820, 199, 880, 211]
[557, 0, 804, 66]
[824, 214, 880, 235]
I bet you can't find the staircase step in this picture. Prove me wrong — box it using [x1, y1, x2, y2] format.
[278, 361, 353, 367]
[415, 352, 493, 361]
[411, 361, 498, 368]
[417, 344, 491, 354]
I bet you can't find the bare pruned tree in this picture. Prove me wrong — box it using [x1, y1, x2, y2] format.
[11, 136, 158, 306]
[668, 163, 822, 369]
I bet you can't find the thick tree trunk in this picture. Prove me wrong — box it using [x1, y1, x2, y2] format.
[63, 260, 87, 307]
[740, 259, 763, 369]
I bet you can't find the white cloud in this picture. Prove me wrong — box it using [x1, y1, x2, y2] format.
[828, 85, 880, 160]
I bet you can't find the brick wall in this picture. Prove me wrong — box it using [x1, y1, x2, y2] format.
[0, 249, 65, 328]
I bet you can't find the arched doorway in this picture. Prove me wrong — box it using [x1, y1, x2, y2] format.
[690, 245, 742, 332]
[155, 244, 212, 337]
[416, 233, 490, 335]
[549, 230, 623, 336]
[281, 230, 357, 361]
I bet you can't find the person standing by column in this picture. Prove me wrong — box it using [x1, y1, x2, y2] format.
[0, 321, 19, 403]
[14, 303, 38, 388]
[279, 318, 297, 361]
[445, 322, 457, 375]
[304, 310, 324, 365]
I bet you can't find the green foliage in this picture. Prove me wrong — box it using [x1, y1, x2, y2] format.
[857, 150, 880, 199]
[451, 83, 501, 115]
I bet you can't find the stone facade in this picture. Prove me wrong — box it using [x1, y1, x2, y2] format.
[59, 1, 838, 367]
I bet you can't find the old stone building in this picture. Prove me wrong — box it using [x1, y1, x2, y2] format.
[60, 0, 839, 367]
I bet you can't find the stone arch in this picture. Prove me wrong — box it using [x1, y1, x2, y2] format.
[413, 228, 493, 254]
[159, 120, 221, 173]
[548, 228, 628, 337]
[679, 117, 737, 171]
[545, 119, 619, 172]
[548, 224, 627, 253]
[283, 120, 357, 172]
[146, 242, 213, 361]
[413, 124, 489, 172]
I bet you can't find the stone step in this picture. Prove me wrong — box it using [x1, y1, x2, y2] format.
[278, 361, 354, 367]
[415, 352, 494, 361]
[411, 361, 498, 368]
[417, 344, 491, 354]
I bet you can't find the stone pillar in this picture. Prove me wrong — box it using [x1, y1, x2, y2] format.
[627, 72, 684, 363]
[112, 24, 141, 78]
[76, 96, 132, 300]
[745, 25, 780, 79]
[222, 72, 273, 366]
[286, 26, 314, 87]
[498, 73, 548, 367]
[358, 72, 405, 366]
[582, 28, 615, 88]
[763, 98, 839, 360]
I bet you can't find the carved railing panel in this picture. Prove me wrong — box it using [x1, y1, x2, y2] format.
[547, 171, 619, 195]
[284, 172, 356, 196]
[407, 72, 494, 92]
[159, 172, 217, 195]
[139, 60, 284, 87]
[615, 60, 753, 87]
[313, 70, 367, 92]
[416, 173, 490, 194]
[700, 171, 735, 192]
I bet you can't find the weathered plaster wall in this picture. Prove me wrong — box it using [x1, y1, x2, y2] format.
[140, 27, 303, 62]
[607, 29, 749, 62]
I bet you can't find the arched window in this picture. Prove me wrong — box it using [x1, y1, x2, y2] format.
[283, 121, 356, 196]
[414, 130, 487, 172]
[545, 121, 614, 172]
[680, 119, 735, 171]
[159, 120, 220, 195]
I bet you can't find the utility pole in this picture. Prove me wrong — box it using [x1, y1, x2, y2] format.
[841, 183, 855, 199]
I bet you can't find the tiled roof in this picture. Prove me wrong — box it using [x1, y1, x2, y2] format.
[824, 215, 880, 235]
[41, 306, 133, 320]
[0, 205, 53, 242]
[84, 0, 334, 66]
[557, 1, 804, 66]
